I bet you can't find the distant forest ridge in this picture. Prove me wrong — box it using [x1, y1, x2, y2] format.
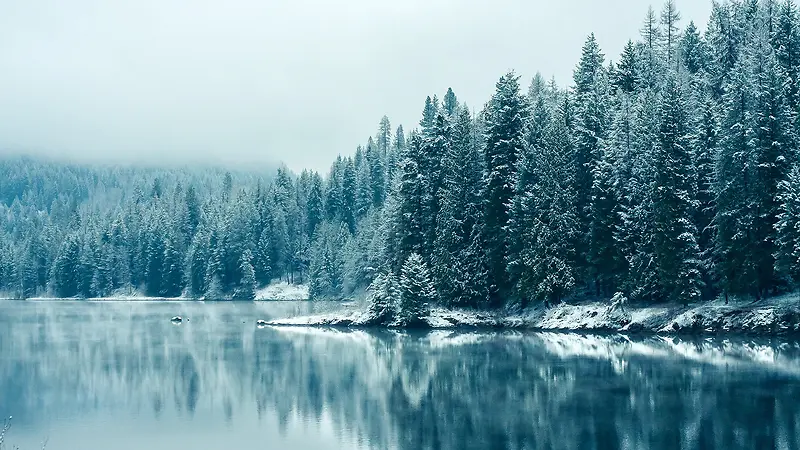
[2, 0, 800, 309]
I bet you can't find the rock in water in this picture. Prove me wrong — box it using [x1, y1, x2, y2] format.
[256, 319, 268, 328]
[170, 316, 183, 324]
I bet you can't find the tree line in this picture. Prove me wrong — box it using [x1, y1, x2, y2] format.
[2, 0, 800, 311]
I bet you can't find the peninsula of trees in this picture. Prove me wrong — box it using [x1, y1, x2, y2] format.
[2, 0, 800, 313]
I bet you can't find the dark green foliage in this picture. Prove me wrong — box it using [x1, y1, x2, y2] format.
[397, 253, 434, 327]
[482, 71, 527, 306]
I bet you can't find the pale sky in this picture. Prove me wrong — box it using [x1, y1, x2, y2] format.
[0, 0, 713, 173]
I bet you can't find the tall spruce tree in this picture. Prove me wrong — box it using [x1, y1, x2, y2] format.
[652, 77, 703, 303]
[433, 106, 488, 307]
[483, 71, 527, 306]
[397, 253, 434, 327]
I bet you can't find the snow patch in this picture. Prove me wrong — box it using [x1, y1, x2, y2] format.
[255, 282, 309, 301]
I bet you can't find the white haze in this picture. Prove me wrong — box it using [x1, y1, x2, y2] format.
[0, 0, 713, 173]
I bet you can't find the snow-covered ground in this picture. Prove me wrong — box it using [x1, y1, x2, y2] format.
[255, 282, 309, 301]
[265, 294, 800, 335]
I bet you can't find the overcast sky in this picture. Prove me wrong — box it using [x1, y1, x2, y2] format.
[0, 0, 713, 173]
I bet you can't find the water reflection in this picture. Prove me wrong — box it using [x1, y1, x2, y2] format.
[0, 302, 799, 450]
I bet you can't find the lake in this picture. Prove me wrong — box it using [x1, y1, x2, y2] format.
[1, 301, 799, 450]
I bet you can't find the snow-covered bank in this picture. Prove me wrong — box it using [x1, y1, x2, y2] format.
[265, 294, 800, 335]
[255, 282, 309, 301]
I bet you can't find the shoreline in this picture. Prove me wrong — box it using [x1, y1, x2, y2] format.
[265, 295, 800, 336]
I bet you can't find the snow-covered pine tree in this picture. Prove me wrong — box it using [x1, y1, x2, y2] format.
[366, 272, 399, 325]
[715, 47, 760, 299]
[443, 88, 458, 116]
[377, 116, 392, 157]
[397, 253, 434, 327]
[253, 228, 272, 286]
[509, 99, 578, 306]
[367, 138, 386, 209]
[573, 34, 611, 291]
[681, 21, 708, 75]
[433, 106, 488, 307]
[750, 37, 797, 297]
[186, 228, 210, 297]
[306, 172, 325, 238]
[691, 92, 720, 298]
[235, 249, 257, 300]
[772, 0, 800, 112]
[618, 88, 660, 301]
[144, 230, 165, 296]
[653, 76, 703, 304]
[419, 96, 438, 135]
[391, 133, 427, 272]
[354, 160, 373, 219]
[91, 244, 114, 297]
[421, 112, 451, 264]
[161, 238, 184, 297]
[341, 157, 357, 233]
[775, 164, 800, 284]
[615, 40, 639, 94]
[483, 71, 527, 306]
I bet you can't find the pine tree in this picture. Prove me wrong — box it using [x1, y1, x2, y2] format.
[144, 231, 165, 296]
[590, 144, 624, 297]
[248, 228, 269, 286]
[653, 76, 703, 304]
[183, 185, 202, 239]
[509, 101, 577, 306]
[443, 88, 458, 116]
[692, 93, 720, 298]
[355, 160, 373, 218]
[641, 5, 663, 85]
[308, 223, 347, 299]
[51, 236, 78, 297]
[161, 238, 184, 297]
[433, 106, 488, 307]
[306, 173, 324, 238]
[660, 0, 682, 63]
[420, 96, 438, 134]
[341, 158, 357, 233]
[573, 34, 610, 289]
[91, 244, 114, 297]
[681, 21, 708, 75]
[235, 249, 257, 300]
[773, 0, 800, 111]
[751, 39, 796, 295]
[392, 135, 426, 272]
[618, 88, 660, 301]
[325, 157, 344, 222]
[421, 112, 451, 263]
[377, 116, 392, 156]
[366, 272, 399, 325]
[615, 40, 639, 94]
[186, 229, 209, 296]
[775, 164, 800, 283]
[367, 141, 386, 209]
[397, 253, 434, 327]
[483, 71, 527, 306]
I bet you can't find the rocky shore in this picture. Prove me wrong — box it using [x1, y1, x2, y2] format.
[265, 294, 800, 336]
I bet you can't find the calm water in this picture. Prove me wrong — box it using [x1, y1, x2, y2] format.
[1, 302, 800, 450]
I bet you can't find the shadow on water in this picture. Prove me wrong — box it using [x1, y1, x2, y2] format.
[0, 301, 799, 450]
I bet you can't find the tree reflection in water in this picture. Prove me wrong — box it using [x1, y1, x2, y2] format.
[0, 301, 799, 450]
